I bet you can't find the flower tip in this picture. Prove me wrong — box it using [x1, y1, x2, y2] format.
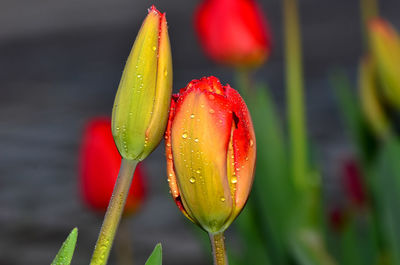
[148, 5, 162, 16]
[369, 18, 393, 36]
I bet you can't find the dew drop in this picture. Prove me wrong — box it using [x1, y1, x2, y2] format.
[194, 138, 199, 143]
[164, 69, 168, 77]
[249, 139, 254, 147]
[168, 154, 173, 160]
[182, 132, 188, 139]
[220, 196, 226, 202]
[189, 177, 196, 183]
[209, 109, 215, 114]
[190, 114, 195, 119]
[152, 46, 157, 51]
[231, 177, 237, 184]
[196, 169, 201, 174]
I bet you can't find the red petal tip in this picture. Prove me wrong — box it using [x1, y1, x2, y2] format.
[148, 5, 162, 16]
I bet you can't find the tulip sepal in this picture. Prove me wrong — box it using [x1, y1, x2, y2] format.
[209, 232, 228, 265]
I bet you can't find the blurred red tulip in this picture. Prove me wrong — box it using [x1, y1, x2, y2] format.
[194, 0, 271, 67]
[342, 159, 366, 208]
[80, 117, 146, 215]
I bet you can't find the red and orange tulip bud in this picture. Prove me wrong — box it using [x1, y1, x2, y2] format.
[80, 118, 146, 215]
[112, 6, 173, 161]
[165, 76, 256, 233]
[368, 18, 400, 108]
[194, 0, 271, 68]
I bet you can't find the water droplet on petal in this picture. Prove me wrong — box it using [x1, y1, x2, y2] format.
[168, 154, 173, 160]
[209, 109, 215, 114]
[231, 177, 237, 184]
[249, 139, 254, 147]
[189, 177, 196, 183]
[194, 138, 199, 143]
[182, 132, 188, 139]
[152, 46, 157, 51]
[220, 196, 226, 202]
[190, 114, 195, 119]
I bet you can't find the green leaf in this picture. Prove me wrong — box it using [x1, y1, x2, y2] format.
[233, 203, 271, 265]
[339, 216, 378, 265]
[374, 139, 400, 265]
[145, 243, 162, 265]
[237, 82, 291, 265]
[290, 228, 338, 265]
[330, 70, 377, 164]
[51, 228, 78, 265]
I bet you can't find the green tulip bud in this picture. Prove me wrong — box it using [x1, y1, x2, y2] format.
[112, 6, 172, 161]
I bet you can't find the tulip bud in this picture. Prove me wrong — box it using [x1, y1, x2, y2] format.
[368, 18, 400, 109]
[112, 6, 173, 161]
[80, 118, 147, 215]
[165, 76, 256, 233]
[194, 0, 271, 68]
[359, 57, 390, 138]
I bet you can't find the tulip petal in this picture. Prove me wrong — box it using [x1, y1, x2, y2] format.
[165, 99, 197, 223]
[143, 12, 173, 157]
[112, 8, 161, 160]
[226, 86, 256, 214]
[369, 19, 400, 108]
[359, 57, 390, 138]
[171, 87, 234, 233]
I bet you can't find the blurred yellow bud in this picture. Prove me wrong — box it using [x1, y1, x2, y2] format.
[368, 18, 400, 109]
[112, 6, 173, 161]
[359, 57, 391, 139]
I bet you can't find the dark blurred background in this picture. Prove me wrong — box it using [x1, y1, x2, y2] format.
[1, 0, 400, 264]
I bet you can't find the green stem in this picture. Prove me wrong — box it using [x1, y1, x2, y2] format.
[236, 69, 252, 93]
[114, 219, 134, 265]
[209, 232, 228, 265]
[283, 0, 308, 191]
[90, 159, 138, 265]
